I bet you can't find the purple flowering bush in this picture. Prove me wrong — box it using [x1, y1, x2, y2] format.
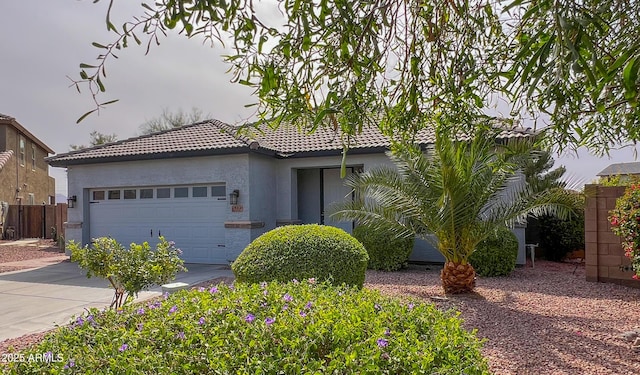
[6, 281, 489, 374]
[68, 236, 186, 308]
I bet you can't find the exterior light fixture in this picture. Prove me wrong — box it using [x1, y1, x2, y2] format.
[229, 190, 239, 205]
[67, 195, 77, 208]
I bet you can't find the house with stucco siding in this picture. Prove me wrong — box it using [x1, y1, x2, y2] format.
[46, 120, 531, 265]
[0, 113, 55, 206]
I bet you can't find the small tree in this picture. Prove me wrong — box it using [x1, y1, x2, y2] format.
[70, 130, 118, 150]
[139, 107, 208, 135]
[68, 237, 186, 309]
[522, 149, 585, 261]
[331, 125, 580, 294]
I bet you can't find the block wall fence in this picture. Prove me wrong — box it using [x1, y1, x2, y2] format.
[585, 184, 640, 288]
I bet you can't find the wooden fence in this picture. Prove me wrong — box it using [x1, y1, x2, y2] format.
[3, 204, 67, 240]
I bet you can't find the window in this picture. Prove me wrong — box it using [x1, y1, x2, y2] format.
[28, 193, 35, 205]
[124, 189, 137, 199]
[211, 185, 226, 197]
[192, 186, 208, 197]
[92, 191, 105, 200]
[140, 189, 154, 199]
[108, 190, 121, 200]
[174, 187, 189, 198]
[19, 137, 25, 166]
[31, 145, 36, 171]
[157, 188, 170, 198]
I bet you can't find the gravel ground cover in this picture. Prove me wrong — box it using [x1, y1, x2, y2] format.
[366, 262, 640, 375]
[0, 239, 63, 273]
[1, 246, 639, 374]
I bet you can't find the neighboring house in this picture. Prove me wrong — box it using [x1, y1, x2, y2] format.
[46, 120, 532, 265]
[0, 113, 56, 205]
[597, 162, 640, 183]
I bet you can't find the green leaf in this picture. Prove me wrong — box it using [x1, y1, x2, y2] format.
[96, 76, 105, 92]
[99, 99, 119, 106]
[302, 35, 311, 51]
[623, 56, 639, 91]
[76, 109, 98, 123]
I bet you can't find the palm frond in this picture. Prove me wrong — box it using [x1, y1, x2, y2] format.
[330, 123, 579, 264]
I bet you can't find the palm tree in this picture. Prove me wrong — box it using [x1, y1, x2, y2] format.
[331, 126, 580, 294]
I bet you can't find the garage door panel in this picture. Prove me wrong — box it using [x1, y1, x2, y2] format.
[89, 186, 227, 264]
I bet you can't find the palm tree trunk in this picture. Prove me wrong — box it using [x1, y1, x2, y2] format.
[441, 261, 476, 294]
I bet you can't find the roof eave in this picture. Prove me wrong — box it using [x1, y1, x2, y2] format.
[46, 147, 256, 167]
[275, 146, 389, 158]
[0, 117, 55, 154]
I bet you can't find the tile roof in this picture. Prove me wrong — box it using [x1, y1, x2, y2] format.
[0, 113, 14, 121]
[597, 162, 640, 176]
[0, 113, 54, 154]
[0, 150, 13, 170]
[244, 122, 535, 155]
[47, 120, 262, 166]
[248, 124, 392, 154]
[46, 118, 537, 166]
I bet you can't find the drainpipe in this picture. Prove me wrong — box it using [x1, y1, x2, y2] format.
[15, 132, 19, 203]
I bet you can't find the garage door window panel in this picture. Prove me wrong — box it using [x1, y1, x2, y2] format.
[192, 187, 208, 198]
[211, 185, 226, 197]
[174, 187, 189, 198]
[108, 190, 121, 200]
[92, 191, 105, 200]
[140, 189, 153, 199]
[157, 188, 170, 199]
[124, 189, 137, 199]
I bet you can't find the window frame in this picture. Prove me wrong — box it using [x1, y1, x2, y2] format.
[31, 144, 36, 171]
[19, 137, 25, 166]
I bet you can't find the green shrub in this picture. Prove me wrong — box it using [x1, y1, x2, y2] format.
[469, 226, 518, 277]
[68, 237, 186, 308]
[538, 212, 585, 262]
[353, 225, 414, 271]
[232, 224, 369, 287]
[6, 281, 490, 374]
[597, 174, 640, 186]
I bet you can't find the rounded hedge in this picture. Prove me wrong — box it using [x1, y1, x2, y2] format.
[469, 226, 519, 277]
[231, 224, 369, 287]
[353, 225, 414, 271]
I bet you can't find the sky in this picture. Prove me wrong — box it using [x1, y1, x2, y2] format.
[1, 1, 638, 197]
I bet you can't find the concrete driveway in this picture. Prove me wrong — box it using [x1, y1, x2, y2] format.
[0, 258, 233, 341]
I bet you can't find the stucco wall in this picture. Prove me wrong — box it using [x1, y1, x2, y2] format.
[248, 153, 277, 240]
[65, 154, 251, 260]
[584, 184, 639, 288]
[275, 153, 392, 221]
